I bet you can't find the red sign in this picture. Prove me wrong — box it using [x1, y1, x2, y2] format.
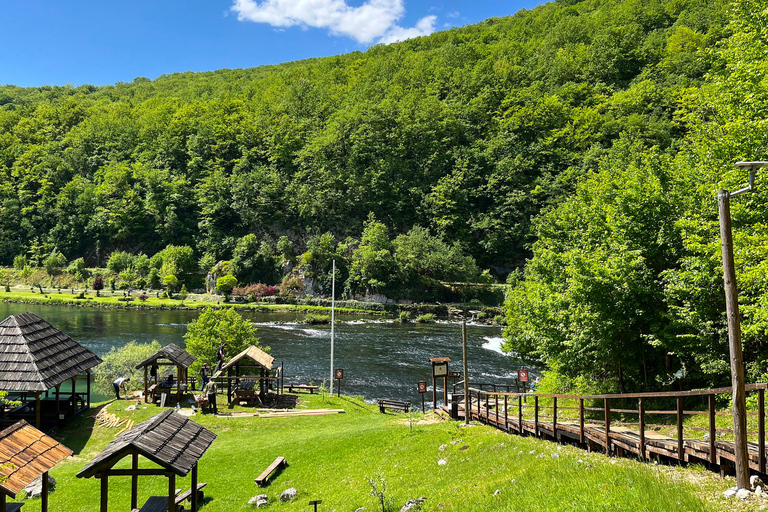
[417, 381, 427, 393]
[518, 369, 529, 382]
[335, 369, 344, 380]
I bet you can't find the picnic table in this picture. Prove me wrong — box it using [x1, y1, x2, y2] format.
[133, 496, 174, 512]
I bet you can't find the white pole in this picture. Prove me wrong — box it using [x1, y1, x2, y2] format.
[330, 259, 336, 387]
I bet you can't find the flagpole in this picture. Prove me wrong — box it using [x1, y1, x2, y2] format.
[330, 259, 336, 387]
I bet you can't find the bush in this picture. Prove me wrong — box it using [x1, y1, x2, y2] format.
[303, 314, 331, 325]
[138, 294, 148, 301]
[398, 311, 411, 323]
[233, 283, 278, 301]
[147, 268, 161, 289]
[278, 275, 305, 297]
[416, 313, 436, 323]
[13, 254, 26, 270]
[92, 276, 104, 296]
[107, 251, 134, 274]
[92, 341, 162, 396]
[216, 275, 238, 299]
[67, 257, 89, 281]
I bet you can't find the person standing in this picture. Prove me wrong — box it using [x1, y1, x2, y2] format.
[113, 376, 130, 400]
[204, 378, 218, 415]
[200, 363, 210, 391]
[214, 343, 228, 372]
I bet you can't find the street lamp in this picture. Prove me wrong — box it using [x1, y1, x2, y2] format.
[717, 160, 768, 489]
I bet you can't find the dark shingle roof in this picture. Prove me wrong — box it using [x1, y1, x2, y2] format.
[135, 343, 196, 370]
[0, 420, 73, 497]
[0, 312, 102, 392]
[76, 410, 216, 478]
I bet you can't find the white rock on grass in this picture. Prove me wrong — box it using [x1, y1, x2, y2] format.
[400, 497, 427, 512]
[528, 450, 536, 455]
[551, 453, 560, 459]
[248, 494, 268, 507]
[280, 488, 298, 502]
[493, 489, 501, 496]
[736, 488, 753, 500]
[24, 475, 56, 498]
[723, 489, 737, 499]
[437, 459, 447, 466]
[439, 444, 447, 451]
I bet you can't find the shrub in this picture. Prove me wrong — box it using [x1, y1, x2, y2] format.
[138, 294, 148, 301]
[216, 275, 238, 299]
[92, 341, 162, 396]
[92, 276, 104, 296]
[107, 251, 134, 274]
[178, 284, 188, 302]
[147, 268, 161, 289]
[416, 313, 436, 323]
[13, 254, 26, 270]
[398, 311, 411, 323]
[67, 257, 89, 281]
[278, 275, 305, 297]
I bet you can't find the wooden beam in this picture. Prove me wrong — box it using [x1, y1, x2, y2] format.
[553, 397, 558, 440]
[71, 375, 77, 415]
[35, 392, 41, 429]
[639, 398, 646, 460]
[760, 389, 766, 474]
[98, 468, 172, 477]
[86, 369, 91, 409]
[604, 398, 611, 453]
[144, 365, 149, 404]
[41, 470, 48, 512]
[191, 463, 199, 512]
[708, 394, 717, 465]
[677, 397, 684, 461]
[131, 453, 138, 510]
[579, 398, 584, 444]
[168, 472, 175, 512]
[55, 385, 61, 424]
[100, 472, 108, 512]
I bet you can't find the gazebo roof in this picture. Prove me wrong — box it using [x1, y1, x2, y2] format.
[76, 410, 216, 479]
[220, 345, 274, 372]
[0, 420, 73, 497]
[135, 343, 195, 370]
[0, 312, 102, 392]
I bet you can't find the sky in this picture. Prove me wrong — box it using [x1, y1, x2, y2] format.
[0, 0, 541, 88]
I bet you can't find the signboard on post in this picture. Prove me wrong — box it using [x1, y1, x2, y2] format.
[428, 357, 451, 410]
[418, 381, 427, 413]
[518, 369, 529, 382]
[335, 369, 343, 397]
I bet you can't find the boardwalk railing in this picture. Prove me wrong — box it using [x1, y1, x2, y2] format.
[464, 383, 768, 475]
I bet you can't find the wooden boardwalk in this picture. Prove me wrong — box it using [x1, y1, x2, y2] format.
[461, 384, 768, 476]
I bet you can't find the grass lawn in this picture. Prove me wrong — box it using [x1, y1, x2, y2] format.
[6, 393, 753, 512]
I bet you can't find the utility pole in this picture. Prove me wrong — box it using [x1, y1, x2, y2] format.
[718, 161, 768, 489]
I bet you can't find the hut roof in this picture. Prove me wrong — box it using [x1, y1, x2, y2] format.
[76, 410, 216, 479]
[220, 345, 274, 372]
[135, 343, 196, 370]
[0, 420, 73, 497]
[0, 312, 102, 392]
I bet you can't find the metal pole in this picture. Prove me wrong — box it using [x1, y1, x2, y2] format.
[330, 259, 335, 387]
[462, 321, 469, 425]
[718, 189, 750, 489]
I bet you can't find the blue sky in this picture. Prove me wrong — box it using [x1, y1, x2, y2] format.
[1, 1, 542, 88]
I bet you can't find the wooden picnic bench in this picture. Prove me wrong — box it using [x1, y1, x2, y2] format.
[255, 456, 287, 487]
[378, 399, 411, 414]
[133, 496, 176, 512]
[285, 384, 318, 394]
[175, 482, 207, 506]
[232, 380, 262, 406]
[5, 503, 24, 512]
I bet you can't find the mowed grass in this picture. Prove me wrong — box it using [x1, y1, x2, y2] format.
[10, 393, 740, 512]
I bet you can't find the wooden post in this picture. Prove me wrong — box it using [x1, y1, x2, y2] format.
[35, 392, 41, 429]
[535, 395, 539, 437]
[227, 367, 232, 405]
[41, 470, 48, 512]
[485, 392, 489, 420]
[432, 374, 437, 411]
[462, 322, 469, 425]
[495, 394, 499, 424]
[144, 366, 149, 403]
[71, 376, 77, 415]
[604, 398, 611, 453]
[444, 374, 448, 407]
[477, 391, 481, 420]
[191, 463, 199, 512]
[677, 397, 684, 461]
[168, 472, 176, 512]
[177, 365, 182, 402]
[708, 394, 717, 464]
[504, 395, 508, 430]
[1, 492, 5, 512]
[579, 398, 584, 444]
[87, 369, 91, 408]
[553, 397, 558, 440]
[100, 473, 108, 512]
[131, 453, 138, 510]
[760, 388, 766, 474]
[718, 189, 750, 489]
[639, 398, 646, 460]
[55, 384, 61, 424]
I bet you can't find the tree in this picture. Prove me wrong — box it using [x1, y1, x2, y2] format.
[162, 274, 179, 296]
[43, 250, 67, 283]
[92, 275, 104, 296]
[67, 257, 89, 282]
[92, 341, 162, 396]
[229, 234, 282, 285]
[184, 307, 267, 373]
[216, 275, 238, 300]
[13, 254, 26, 271]
[107, 250, 134, 274]
[347, 214, 396, 297]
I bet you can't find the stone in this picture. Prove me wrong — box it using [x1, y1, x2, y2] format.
[756, 486, 763, 496]
[752, 475, 765, 491]
[723, 489, 737, 499]
[439, 444, 447, 451]
[23, 474, 56, 498]
[537, 453, 546, 459]
[493, 489, 501, 496]
[528, 450, 536, 455]
[551, 453, 560, 459]
[736, 488, 753, 500]
[400, 497, 427, 512]
[248, 494, 268, 507]
[437, 459, 447, 466]
[355, 508, 368, 512]
[280, 487, 298, 502]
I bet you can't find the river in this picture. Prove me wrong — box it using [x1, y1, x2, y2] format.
[0, 302, 527, 407]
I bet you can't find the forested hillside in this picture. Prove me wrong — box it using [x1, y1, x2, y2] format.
[504, 0, 768, 392]
[0, 0, 725, 292]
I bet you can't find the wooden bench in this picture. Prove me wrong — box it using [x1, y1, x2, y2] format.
[5, 503, 24, 512]
[254, 456, 287, 487]
[285, 384, 318, 394]
[134, 496, 176, 512]
[378, 399, 411, 414]
[175, 482, 207, 506]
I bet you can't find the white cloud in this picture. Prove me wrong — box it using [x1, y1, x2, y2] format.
[231, 0, 435, 44]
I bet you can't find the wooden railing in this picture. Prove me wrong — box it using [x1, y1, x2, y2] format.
[465, 383, 768, 473]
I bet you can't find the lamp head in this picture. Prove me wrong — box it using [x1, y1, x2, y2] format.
[729, 161, 768, 197]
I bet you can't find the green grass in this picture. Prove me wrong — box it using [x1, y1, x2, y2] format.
[8, 393, 745, 512]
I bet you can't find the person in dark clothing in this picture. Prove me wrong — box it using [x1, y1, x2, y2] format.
[113, 377, 130, 400]
[214, 343, 228, 372]
[204, 379, 218, 414]
[200, 363, 210, 391]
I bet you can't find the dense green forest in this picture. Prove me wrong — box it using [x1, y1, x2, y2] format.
[3, 0, 762, 389]
[504, 0, 768, 392]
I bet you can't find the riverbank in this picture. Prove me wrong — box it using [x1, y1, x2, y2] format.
[0, 288, 504, 325]
[13, 393, 745, 512]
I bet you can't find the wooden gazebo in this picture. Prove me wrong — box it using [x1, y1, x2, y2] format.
[0, 420, 73, 512]
[0, 312, 102, 428]
[135, 343, 195, 404]
[76, 409, 216, 512]
[219, 346, 275, 405]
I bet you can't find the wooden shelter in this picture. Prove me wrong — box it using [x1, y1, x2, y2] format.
[0, 420, 73, 512]
[135, 343, 195, 404]
[219, 346, 275, 405]
[0, 312, 102, 429]
[76, 409, 216, 512]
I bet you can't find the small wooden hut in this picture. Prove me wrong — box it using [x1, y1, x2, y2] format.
[0, 312, 102, 429]
[135, 343, 196, 404]
[76, 409, 216, 512]
[0, 420, 73, 512]
[219, 346, 275, 405]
